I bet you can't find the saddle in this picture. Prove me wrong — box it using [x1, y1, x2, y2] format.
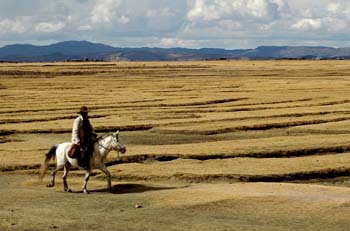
[68, 144, 81, 159]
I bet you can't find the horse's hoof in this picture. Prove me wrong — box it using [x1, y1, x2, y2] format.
[65, 188, 72, 193]
[46, 183, 54, 188]
[83, 189, 89, 194]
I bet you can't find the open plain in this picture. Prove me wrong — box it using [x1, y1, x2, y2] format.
[1, 60, 350, 230]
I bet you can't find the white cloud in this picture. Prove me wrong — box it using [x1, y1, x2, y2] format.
[244, 0, 276, 18]
[326, 2, 350, 19]
[2, 0, 350, 49]
[118, 15, 130, 24]
[35, 22, 65, 33]
[91, 0, 122, 24]
[160, 37, 196, 47]
[0, 18, 27, 34]
[187, 0, 286, 21]
[291, 18, 322, 30]
[327, 3, 340, 13]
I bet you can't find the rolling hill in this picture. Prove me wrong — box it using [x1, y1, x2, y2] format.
[1, 40, 350, 62]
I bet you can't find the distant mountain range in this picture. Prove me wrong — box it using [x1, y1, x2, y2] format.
[1, 40, 350, 62]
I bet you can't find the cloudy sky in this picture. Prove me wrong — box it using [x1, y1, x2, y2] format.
[1, 0, 350, 49]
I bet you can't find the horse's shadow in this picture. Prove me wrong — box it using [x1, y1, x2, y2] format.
[77, 183, 183, 194]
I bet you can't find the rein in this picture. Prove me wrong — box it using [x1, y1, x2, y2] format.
[95, 133, 120, 153]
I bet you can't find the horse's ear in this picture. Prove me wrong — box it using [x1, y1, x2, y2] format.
[115, 130, 120, 136]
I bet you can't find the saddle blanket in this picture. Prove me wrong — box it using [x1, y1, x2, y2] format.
[68, 144, 81, 158]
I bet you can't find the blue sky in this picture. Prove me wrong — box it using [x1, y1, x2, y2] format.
[1, 0, 350, 48]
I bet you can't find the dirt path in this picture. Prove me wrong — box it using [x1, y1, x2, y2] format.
[1, 172, 350, 231]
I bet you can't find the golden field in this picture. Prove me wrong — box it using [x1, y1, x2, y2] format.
[1, 60, 350, 230]
[1, 60, 350, 180]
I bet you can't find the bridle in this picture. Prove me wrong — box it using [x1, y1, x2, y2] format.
[95, 133, 121, 153]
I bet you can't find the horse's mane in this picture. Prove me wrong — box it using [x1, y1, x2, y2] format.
[96, 132, 113, 141]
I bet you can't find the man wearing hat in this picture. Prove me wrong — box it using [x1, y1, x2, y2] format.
[72, 106, 97, 169]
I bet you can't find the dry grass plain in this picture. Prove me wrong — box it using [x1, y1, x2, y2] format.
[1, 60, 350, 230]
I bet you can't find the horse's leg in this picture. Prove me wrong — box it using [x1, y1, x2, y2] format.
[82, 170, 91, 194]
[99, 165, 112, 192]
[47, 165, 62, 187]
[62, 164, 72, 192]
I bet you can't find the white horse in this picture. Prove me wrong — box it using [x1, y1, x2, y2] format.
[40, 131, 126, 194]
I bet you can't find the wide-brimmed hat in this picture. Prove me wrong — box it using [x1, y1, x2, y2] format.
[78, 106, 89, 113]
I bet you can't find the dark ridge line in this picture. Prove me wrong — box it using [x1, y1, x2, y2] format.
[0, 97, 341, 116]
[6, 165, 349, 184]
[293, 130, 350, 135]
[10, 64, 211, 69]
[0, 101, 163, 115]
[0, 98, 246, 115]
[171, 168, 350, 183]
[194, 116, 350, 135]
[0, 106, 87, 114]
[0, 70, 104, 76]
[96, 125, 153, 133]
[237, 116, 350, 131]
[158, 98, 248, 107]
[91, 98, 248, 109]
[0, 164, 42, 172]
[0, 103, 154, 115]
[225, 98, 315, 107]
[108, 167, 350, 183]
[0, 124, 153, 135]
[239, 168, 350, 182]
[0, 130, 14, 136]
[172, 167, 350, 183]
[105, 154, 181, 166]
[184, 146, 350, 160]
[0, 100, 166, 115]
[105, 145, 350, 165]
[0, 147, 317, 170]
[0, 138, 23, 144]
[232, 146, 350, 159]
[157, 116, 350, 135]
[223, 100, 350, 113]
[137, 98, 320, 112]
[0, 114, 106, 125]
[161, 110, 350, 128]
[155, 98, 345, 115]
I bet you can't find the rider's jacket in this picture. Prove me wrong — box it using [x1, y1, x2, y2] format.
[71, 114, 96, 148]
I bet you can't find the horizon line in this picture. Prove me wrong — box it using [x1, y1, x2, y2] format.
[0, 40, 346, 50]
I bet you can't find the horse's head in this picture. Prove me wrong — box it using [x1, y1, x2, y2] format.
[111, 131, 126, 154]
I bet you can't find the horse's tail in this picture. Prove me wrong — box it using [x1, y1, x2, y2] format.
[39, 144, 57, 180]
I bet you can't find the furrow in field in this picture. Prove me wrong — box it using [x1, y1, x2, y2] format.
[153, 99, 350, 115]
[0, 114, 106, 124]
[157, 116, 350, 135]
[3, 153, 350, 184]
[223, 100, 350, 113]
[223, 98, 315, 107]
[105, 153, 350, 183]
[160, 110, 350, 128]
[0, 98, 247, 115]
[110, 145, 350, 162]
[0, 124, 153, 134]
[107, 167, 350, 183]
[5, 112, 348, 133]
[0, 70, 104, 77]
[233, 117, 350, 132]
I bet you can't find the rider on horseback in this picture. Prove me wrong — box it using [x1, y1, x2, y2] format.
[72, 106, 97, 169]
